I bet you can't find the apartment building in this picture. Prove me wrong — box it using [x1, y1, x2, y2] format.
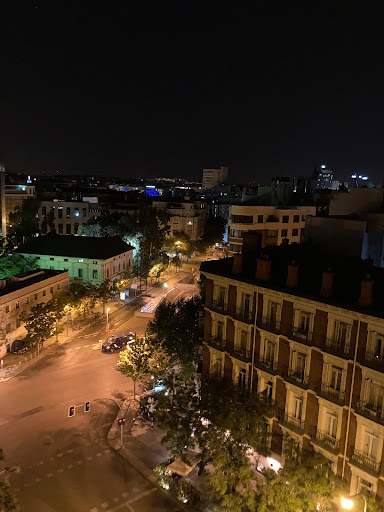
[202, 166, 228, 190]
[228, 204, 316, 253]
[17, 234, 133, 285]
[152, 199, 207, 240]
[0, 269, 69, 358]
[38, 199, 100, 235]
[200, 246, 384, 499]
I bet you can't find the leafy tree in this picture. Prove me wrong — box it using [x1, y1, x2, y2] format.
[7, 197, 40, 250]
[0, 448, 17, 511]
[147, 296, 202, 368]
[66, 279, 97, 319]
[46, 293, 67, 341]
[21, 303, 55, 345]
[117, 337, 154, 400]
[93, 280, 113, 313]
[171, 254, 182, 272]
[0, 254, 38, 279]
[255, 440, 346, 512]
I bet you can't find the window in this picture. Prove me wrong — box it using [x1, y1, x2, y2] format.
[15, 301, 19, 309]
[217, 286, 226, 306]
[231, 215, 253, 224]
[293, 215, 300, 222]
[66, 224, 71, 234]
[257, 215, 263, 223]
[238, 368, 247, 388]
[292, 228, 299, 236]
[25, 297, 29, 304]
[295, 352, 306, 379]
[49, 266, 54, 270]
[64, 258, 68, 262]
[93, 270, 98, 279]
[212, 354, 223, 378]
[66, 207, 71, 219]
[263, 339, 275, 363]
[281, 229, 288, 237]
[372, 333, 384, 359]
[50, 287, 53, 293]
[58, 207, 63, 219]
[118, 263, 121, 271]
[330, 366, 343, 391]
[264, 380, 273, 399]
[217, 321, 224, 341]
[363, 427, 379, 460]
[34, 293, 38, 300]
[335, 321, 349, 345]
[298, 311, 311, 334]
[292, 395, 303, 420]
[74, 223, 79, 233]
[58, 223, 63, 234]
[230, 229, 242, 238]
[6, 323, 11, 333]
[50, 206, 54, 215]
[242, 293, 251, 316]
[267, 230, 278, 237]
[268, 301, 280, 324]
[358, 477, 374, 495]
[324, 410, 337, 438]
[93, 260, 97, 265]
[50, 257, 54, 261]
[239, 330, 248, 350]
[57, 284, 60, 290]
[78, 269, 83, 278]
[282, 215, 289, 223]
[43, 290, 46, 297]
[82, 207, 87, 219]
[5, 305, 9, 313]
[113, 266, 115, 274]
[74, 208, 79, 218]
[368, 384, 384, 410]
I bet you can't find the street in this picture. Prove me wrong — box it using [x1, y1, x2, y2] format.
[0, 267, 199, 512]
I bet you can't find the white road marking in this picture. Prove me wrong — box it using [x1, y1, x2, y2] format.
[90, 508, 98, 512]
[57, 468, 64, 473]
[112, 497, 119, 503]
[47, 473, 53, 478]
[77, 460, 83, 465]
[101, 502, 109, 509]
[104, 449, 111, 454]
[87, 456, 93, 461]
[57, 453, 63, 457]
[35, 477, 41, 482]
[96, 452, 102, 457]
[67, 449, 73, 453]
[84, 344, 89, 348]
[121, 492, 129, 498]
[67, 464, 73, 469]
[75, 347, 81, 350]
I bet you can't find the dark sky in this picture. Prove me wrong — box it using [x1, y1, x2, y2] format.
[1, 1, 384, 183]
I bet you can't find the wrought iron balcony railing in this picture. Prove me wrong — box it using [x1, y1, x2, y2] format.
[277, 409, 305, 433]
[211, 300, 227, 314]
[235, 307, 253, 323]
[324, 337, 350, 359]
[355, 400, 384, 426]
[363, 350, 384, 372]
[254, 356, 278, 374]
[208, 337, 226, 351]
[310, 428, 340, 453]
[258, 316, 281, 334]
[317, 382, 345, 405]
[284, 368, 309, 389]
[291, 326, 313, 345]
[349, 448, 381, 476]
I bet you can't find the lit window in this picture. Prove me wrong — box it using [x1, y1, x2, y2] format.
[78, 259, 83, 263]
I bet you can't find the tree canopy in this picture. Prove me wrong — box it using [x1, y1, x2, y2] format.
[0, 254, 38, 279]
[0, 448, 17, 511]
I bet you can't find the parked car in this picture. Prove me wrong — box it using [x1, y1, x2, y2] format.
[101, 332, 136, 353]
[11, 339, 30, 355]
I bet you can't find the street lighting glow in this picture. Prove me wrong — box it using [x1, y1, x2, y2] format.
[341, 498, 354, 509]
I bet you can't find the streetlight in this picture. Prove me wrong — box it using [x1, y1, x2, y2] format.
[163, 282, 168, 295]
[341, 494, 367, 512]
[106, 307, 111, 333]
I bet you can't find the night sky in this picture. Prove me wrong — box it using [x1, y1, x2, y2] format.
[1, 1, 384, 183]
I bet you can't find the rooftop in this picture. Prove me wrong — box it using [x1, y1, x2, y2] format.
[17, 234, 134, 260]
[200, 244, 384, 318]
[0, 269, 68, 297]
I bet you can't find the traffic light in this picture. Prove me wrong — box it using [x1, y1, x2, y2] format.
[68, 406, 75, 417]
[84, 401, 90, 413]
[118, 417, 126, 426]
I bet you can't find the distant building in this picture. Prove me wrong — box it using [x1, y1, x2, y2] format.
[0, 269, 69, 358]
[4, 184, 36, 217]
[202, 166, 228, 190]
[349, 173, 373, 188]
[152, 199, 207, 240]
[17, 235, 133, 285]
[313, 164, 334, 189]
[200, 244, 384, 500]
[329, 188, 384, 216]
[38, 199, 100, 235]
[228, 204, 316, 253]
[270, 176, 294, 206]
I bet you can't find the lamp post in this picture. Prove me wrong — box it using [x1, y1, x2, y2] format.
[106, 307, 111, 333]
[341, 493, 367, 512]
[163, 282, 168, 295]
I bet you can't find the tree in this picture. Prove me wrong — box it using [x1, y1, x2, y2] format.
[255, 440, 347, 512]
[171, 254, 182, 272]
[6, 197, 40, 250]
[147, 296, 202, 368]
[0, 254, 38, 279]
[93, 280, 113, 313]
[117, 337, 154, 400]
[46, 293, 67, 341]
[21, 303, 56, 345]
[0, 448, 17, 511]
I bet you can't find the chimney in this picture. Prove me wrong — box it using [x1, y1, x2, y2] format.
[286, 261, 299, 289]
[320, 270, 335, 298]
[232, 253, 243, 275]
[358, 275, 374, 307]
[255, 256, 272, 282]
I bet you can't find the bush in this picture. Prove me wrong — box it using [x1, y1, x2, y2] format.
[153, 460, 202, 509]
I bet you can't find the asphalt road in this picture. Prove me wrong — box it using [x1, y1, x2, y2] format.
[0, 270, 199, 512]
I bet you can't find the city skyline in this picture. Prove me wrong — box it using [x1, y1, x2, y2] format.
[1, 3, 383, 182]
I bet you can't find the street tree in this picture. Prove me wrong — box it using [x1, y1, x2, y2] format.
[0, 254, 38, 279]
[0, 448, 17, 511]
[255, 440, 347, 512]
[21, 303, 56, 346]
[147, 296, 202, 368]
[117, 337, 154, 400]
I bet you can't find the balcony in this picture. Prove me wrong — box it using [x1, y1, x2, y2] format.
[317, 383, 345, 406]
[284, 368, 309, 389]
[233, 345, 251, 363]
[291, 326, 313, 346]
[234, 307, 253, 324]
[211, 300, 228, 314]
[258, 316, 281, 335]
[277, 409, 305, 434]
[254, 356, 278, 375]
[349, 448, 381, 476]
[355, 400, 384, 426]
[363, 350, 384, 372]
[310, 428, 340, 454]
[324, 338, 350, 359]
[208, 337, 226, 351]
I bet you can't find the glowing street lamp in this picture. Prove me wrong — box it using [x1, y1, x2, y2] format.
[341, 494, 367, 512]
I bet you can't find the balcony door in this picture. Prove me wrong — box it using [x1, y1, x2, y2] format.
[335, 321, 348, 346]
[373, 334, 384, 359]
[324, 411, 337, 439]
[329, 366, 342, 391]
[217, 321, 224, 342]
[292, 395, 303, 420]
[268, 301, 279, 326]
[362, 427, 379, 460]
[242, 293, 251, 317]
[263, 340, 275, 363]
[217, 287, 226, 307]
[298, 311, 311, 335]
